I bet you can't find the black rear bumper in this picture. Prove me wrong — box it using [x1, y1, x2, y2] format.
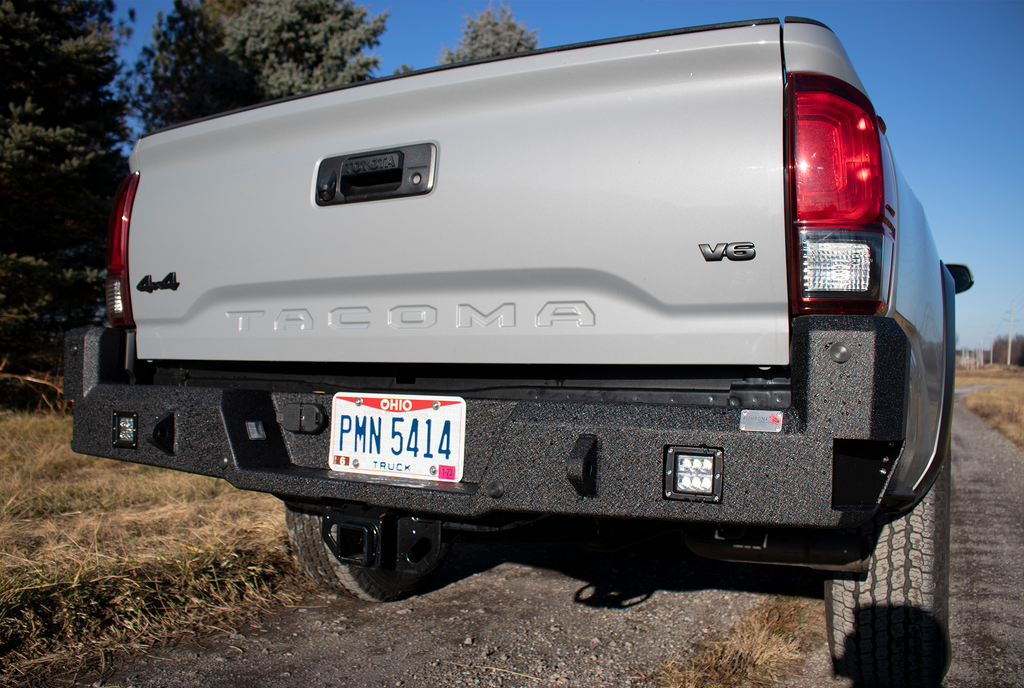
[66, 316, 910, 529]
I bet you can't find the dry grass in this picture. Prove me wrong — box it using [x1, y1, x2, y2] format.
[649, 596, 813, 688]
[0, 412, 309, 687]
[955, 364, 1024, 387]
[0, 362, 68, 414]
[956, 366, 1024, 449]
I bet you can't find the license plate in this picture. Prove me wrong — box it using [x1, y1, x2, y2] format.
[328, 393, 466, 482]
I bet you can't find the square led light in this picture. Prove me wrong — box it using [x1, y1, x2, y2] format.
[664, 446, 722, 502]
[112, 411, 138, 449]
[676, 455, 715, 494]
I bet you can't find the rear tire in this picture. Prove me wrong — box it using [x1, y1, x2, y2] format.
[284, 504, 439, 602]
[825, 458, 951, 687]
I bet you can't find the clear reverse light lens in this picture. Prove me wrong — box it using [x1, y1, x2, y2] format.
[802, 240, 871, 292]
[105, 275, 124, 317]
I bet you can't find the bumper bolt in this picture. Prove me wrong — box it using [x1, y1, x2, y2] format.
[829, 343, 852, 363]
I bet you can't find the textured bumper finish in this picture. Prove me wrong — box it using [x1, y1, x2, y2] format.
[67, 316, 909, 529]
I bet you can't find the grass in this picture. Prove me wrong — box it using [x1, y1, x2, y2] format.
[648, 596, 816, 688]
[0, 412, 309, 687]
[955, 366, 1024, 449]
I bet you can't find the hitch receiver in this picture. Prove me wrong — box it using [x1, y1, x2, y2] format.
[320, 503, 446, 574]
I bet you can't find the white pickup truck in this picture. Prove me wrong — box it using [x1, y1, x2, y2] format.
[67, 17, 972, 687]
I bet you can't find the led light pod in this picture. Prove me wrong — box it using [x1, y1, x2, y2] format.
[112, 411, 138, 449]
[664, 446, 723, 503]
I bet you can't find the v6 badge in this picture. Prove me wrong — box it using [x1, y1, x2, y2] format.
[699, 242, 755, 262]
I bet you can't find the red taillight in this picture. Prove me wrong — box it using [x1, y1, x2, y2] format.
[106, 172, 140, 327]
[788, 74, 894, 316]
[794, 90, 884, 224]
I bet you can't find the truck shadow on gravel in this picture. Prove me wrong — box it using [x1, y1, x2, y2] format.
[424, 533, 826, 609]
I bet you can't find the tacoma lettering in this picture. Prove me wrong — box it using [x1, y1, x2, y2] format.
[229, 302, 597, 331]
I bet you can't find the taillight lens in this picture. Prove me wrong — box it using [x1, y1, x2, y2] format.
[794, 90, 883, 224]
[789, 74, 894, 316]
[106, 172, 140, 327]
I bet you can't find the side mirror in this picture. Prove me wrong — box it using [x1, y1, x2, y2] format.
[946, 264, 974, 294]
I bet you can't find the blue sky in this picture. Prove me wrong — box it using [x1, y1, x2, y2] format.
[114, 1, 1024, 350]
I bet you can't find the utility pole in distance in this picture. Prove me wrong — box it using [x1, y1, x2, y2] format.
[1009, 301, 1015, 366]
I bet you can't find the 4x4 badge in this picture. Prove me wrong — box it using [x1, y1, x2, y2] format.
[699, 242, 755, 262]
[137, 272, 180, 293]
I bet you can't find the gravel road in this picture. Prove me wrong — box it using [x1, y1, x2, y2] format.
[943, 387, 1024, 687]
[83, 391, 1022, 687]
[87, 538, 834, 688]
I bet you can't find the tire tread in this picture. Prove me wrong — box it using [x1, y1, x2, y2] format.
[825, 459, 950, 687]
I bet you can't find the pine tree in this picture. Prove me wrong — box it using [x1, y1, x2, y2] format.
[128, 0, 387, 132]
[0, 0, 128, 390]
[222, 0, 387, 100]
[439, 3, 538, 64]
[125, 0, 261, 132]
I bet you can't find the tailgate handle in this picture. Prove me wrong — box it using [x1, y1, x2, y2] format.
[316, 143, 435, 205]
